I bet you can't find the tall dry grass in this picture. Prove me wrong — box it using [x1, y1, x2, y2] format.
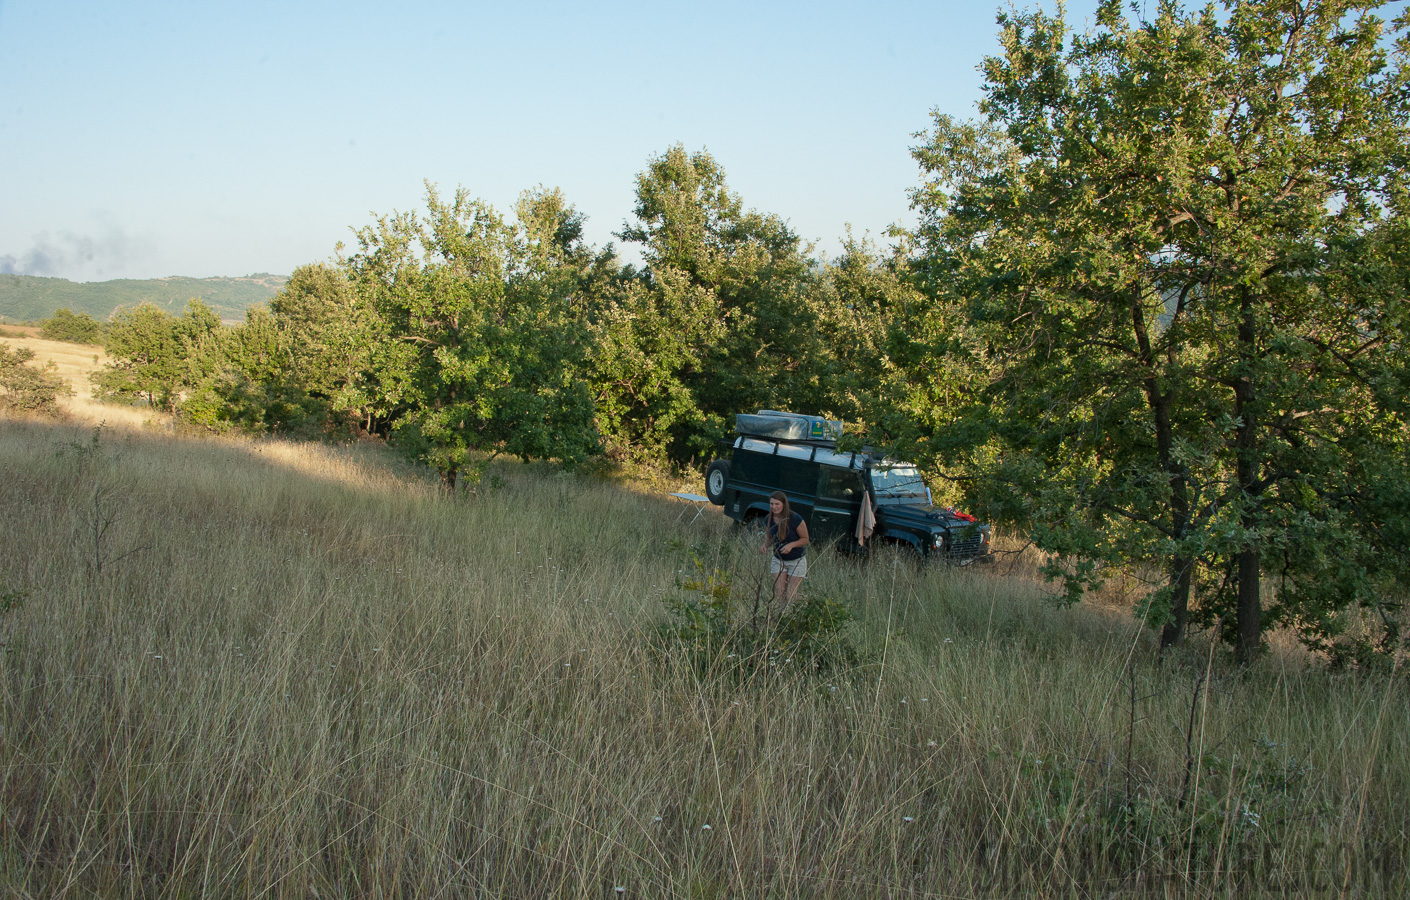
[0, 410, 1405, 898]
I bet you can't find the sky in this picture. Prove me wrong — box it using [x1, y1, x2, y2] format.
[0, 0, 1104, 283]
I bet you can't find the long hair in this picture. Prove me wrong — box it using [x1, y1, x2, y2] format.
[768, 490, 792, 537]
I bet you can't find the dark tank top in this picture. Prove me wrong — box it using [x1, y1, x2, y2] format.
[768, 512, 805, 561]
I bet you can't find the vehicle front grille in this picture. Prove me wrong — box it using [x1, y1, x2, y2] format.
[947, 531, 986, 557]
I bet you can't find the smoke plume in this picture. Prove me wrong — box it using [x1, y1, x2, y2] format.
[0, 223, 154, 281]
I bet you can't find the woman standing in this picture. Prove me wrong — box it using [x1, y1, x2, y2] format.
[761, 490, 809, 602]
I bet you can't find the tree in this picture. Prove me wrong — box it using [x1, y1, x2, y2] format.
[92, 300, 225, 415]
[267, 263, 376, 431]
[181, 304, 335, 435]
[91, 303, 183, 411]
[903, 0, 1410, 661]
[602, 145, 828, 461]
[341, 184, 599, 488]
[814, 234, 929, 438]
[39, 308, 102, 344]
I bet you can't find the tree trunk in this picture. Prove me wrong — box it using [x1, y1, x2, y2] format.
[1134, 291, 1193, 649]
[1234, 289, 1261, 664]
[1236, 545, 1261, 664]
[1161, 557, 1193, 650]
[441, 465, 458, 493]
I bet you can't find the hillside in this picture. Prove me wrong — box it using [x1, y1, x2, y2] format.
[0, 272, 286, 324]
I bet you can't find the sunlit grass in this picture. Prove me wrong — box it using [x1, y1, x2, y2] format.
[1, 329, 107, 401]
[0, 410, 1405, 897]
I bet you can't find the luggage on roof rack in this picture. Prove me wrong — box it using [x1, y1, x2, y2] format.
[734, 410, 843, 444]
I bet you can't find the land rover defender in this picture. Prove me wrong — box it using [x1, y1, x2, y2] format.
[703, 410, 991, 561]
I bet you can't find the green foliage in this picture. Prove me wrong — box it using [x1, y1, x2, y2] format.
[660, 552, 859, 676]
[341, 183, 600, 487]
[91, 301, 224, 413]
[0, 342, 71, 415]
[266, 263, 373, 432]
[900, 0, 1410, 661]
[0, 588, 24, 615]
[38, 308, 102, 344]
[180, 305, 334, 436]
[598, 145, 854, 462]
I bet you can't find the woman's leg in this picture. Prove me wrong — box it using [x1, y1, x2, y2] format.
[781, 573, 803, 602]
[773, 568, 790, 600]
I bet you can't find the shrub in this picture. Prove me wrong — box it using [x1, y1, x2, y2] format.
[39, 308, 103, 344]
[661, 552, 861, 676]
[0, 342, 71, 415]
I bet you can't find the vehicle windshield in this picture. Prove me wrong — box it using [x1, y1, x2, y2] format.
[870, 465, 928, 501]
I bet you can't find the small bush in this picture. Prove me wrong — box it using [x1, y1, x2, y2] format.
[0, 342, 72, 415]
[39, 308, 104, 344]
[0, 587, 25, 614]
[661, 553, 861, 675]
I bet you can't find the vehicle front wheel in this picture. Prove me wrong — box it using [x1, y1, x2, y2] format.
[704, 459, 731, 505]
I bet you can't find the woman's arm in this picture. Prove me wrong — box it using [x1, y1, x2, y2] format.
[783, 519, 810, 554]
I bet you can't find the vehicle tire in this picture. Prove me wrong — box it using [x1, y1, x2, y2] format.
[704, 459, 730, 505]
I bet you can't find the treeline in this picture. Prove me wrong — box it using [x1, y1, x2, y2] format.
[85, 0, 1410, 665]
[90, 148, 913, 474]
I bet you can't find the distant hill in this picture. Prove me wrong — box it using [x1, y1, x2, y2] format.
[0, 273, 287, 324]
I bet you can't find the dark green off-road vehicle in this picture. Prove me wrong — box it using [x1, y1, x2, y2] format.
[704, 411, 992, 561]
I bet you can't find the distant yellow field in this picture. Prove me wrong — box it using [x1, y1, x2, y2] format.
[1, 326, 107, 401]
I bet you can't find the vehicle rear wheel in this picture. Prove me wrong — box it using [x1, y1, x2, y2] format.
[705, 459, 730, 505]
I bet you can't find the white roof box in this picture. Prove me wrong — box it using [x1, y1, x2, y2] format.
[735, 410, 843, 444]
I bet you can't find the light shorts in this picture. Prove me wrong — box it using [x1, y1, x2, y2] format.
[771, 554, 808, 578]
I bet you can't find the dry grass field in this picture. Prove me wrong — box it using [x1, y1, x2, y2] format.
[0, 326, 107, 402]
[0, 357, 1405, 896]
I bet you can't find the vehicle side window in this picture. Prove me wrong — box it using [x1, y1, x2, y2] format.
[818, 466, 862, 502]
[779, 460, 817, 497]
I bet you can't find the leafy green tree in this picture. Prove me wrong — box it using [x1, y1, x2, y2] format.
[175, 299, 224, 396]
[180, 305, 333, 435]
[91, 303, 183, 411]
[92, 300, 225, 415]
[267, 263, 378, 432]
[811, 234, 922, 433]
[0, 343, 72, 415]
[902, 0, 1410, 661]
[602, 145, 828, 461]
[39, 308, 103, 344]
[585, 270, 728, 461]
[342, 184, 599, 488]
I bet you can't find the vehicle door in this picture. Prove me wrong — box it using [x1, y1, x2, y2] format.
[812, 464, 864, 548]
[778, 457, 819, 524]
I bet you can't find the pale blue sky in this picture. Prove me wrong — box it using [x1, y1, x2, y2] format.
[0, 0, 1101, 282]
